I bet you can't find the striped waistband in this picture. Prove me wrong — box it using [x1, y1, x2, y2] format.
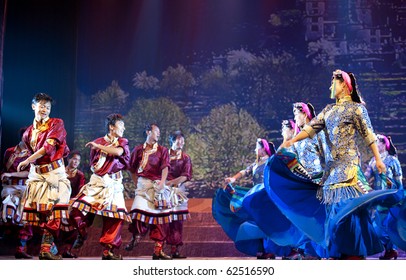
[108, 171, 122, 180]
[35, 159, 64, 174]
[2, 178, 27, 186]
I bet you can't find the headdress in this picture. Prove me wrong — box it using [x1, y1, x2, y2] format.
[332, 69, 353, 92]
[281, 119, 299, 134]
[293, 102, 316, 120]
[257, 138, 273, 156]
[257, 138, 276, 156]
[331, 69, 354, 100]
[377, 134, 397, 156]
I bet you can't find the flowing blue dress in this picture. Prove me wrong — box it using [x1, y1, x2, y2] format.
[212, 161, 292, 256]
[265, 97, 404, 257]
[365, 153, 405, 252]
[264, 149, 404, 258]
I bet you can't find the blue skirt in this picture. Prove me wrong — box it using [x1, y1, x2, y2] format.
[212, 188, 265, 256]
[397, 201, 406, 241]
[212, 186, 291, 256]
[373, 204, 406, 251]
[264, 150, 326, 245]
[264, 149, 403, 257]
[241, 183, 304, 247]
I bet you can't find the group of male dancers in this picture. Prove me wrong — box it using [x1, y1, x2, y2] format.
[0, 92, 192, 260]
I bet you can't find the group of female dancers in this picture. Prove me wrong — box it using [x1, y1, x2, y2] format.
[213, 69, 405, 260]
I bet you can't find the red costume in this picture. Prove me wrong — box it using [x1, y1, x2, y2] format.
[67, 169, 85, 198]
[166, 149, 193, 256]
[128, 143, 171, 250]
[69, 136, 131, 251]
[19, 117, 72, 258]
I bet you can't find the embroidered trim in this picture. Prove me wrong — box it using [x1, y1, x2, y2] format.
[108, 171, 123, 180]
[91, 135, 119, 172]
[71, 200, 132, 222]
[3, 178, 27, 185]
[229, 185, 251, 213]
[129, 208, 190, 224]
[169, 149, 182, 161]
[21, 204, 75, 231]
[34, 159, 64, 174]
[321, 185, 361, 204]
[30, 118, 50, 151]
[138, 142, 158, 173]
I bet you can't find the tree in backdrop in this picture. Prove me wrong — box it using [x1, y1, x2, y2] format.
[160, 64, 196, 105]
[91, 80, 130, 114]
[124, 97, 191, 150]
[199, 64, 233, 107]
[132, 70, 160, 97]
[187, 103, 268, 197]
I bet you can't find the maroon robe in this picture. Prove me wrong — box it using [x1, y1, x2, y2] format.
[89, 136, 130, 176]
[129, 144, 170, 180]
[167, 149, 193, 182]
[23, 118, 69, 165]
[67, 169, 85, 198]
[166, 149, 193, 247]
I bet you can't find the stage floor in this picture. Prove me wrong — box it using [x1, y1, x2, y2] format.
[1, 252, 405, 260]
[1, 198, 405, 261]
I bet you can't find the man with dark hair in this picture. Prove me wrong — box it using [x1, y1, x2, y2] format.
[56, 150, 86, 258]
[69, 113, 131, 260]
[165, 131, 192, 258]
[66, 151, 85, 198]
[17, 92, 71, 260]
[127, 123, 172, 260]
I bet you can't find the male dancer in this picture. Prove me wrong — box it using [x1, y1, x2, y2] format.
[166, 131, 192, 258]
[58, 151, 86, 258]
[69, 113, 131, 260]
[17, 93, 71, 260]
[127, 123, 172, 260]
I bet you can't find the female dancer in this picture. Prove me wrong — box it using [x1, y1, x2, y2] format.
[281, 103, 330, 260]
[212, 138, 291, 259]
[365, 134, 403, 259]
[278, 69, 402, 259]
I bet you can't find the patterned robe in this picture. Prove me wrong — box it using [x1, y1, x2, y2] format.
[70, 135, 131, 222]
[303, 96, 376, 203]
[19, 118, 72, 230]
